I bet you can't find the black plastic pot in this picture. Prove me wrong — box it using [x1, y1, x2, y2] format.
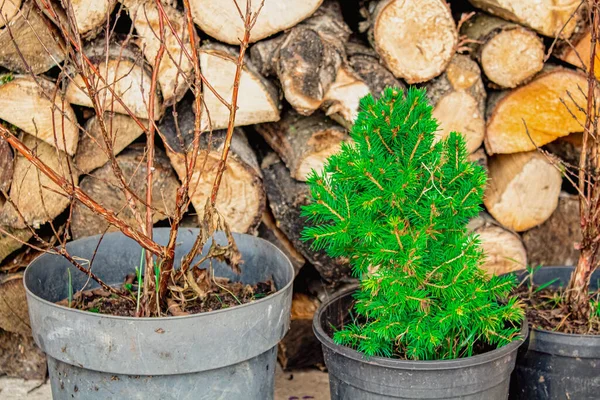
[24, 228, 294, 400]
[314, 286, 527, 399]
[509, 266, 600, 400]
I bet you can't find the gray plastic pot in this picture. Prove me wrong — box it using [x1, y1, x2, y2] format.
[314, 286, 527, 399]
[509, 266, 600, 400]
[23, 228, 294, 400]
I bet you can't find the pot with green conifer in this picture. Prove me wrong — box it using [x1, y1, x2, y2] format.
[303, 88, 526, 399]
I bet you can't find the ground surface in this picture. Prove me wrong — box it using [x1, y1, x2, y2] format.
[0, 365, 331, 400]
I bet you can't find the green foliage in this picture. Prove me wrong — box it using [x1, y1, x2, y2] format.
[0, 73, 13, 86]
[301, 87, 524, 360]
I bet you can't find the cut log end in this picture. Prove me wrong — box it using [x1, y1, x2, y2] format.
[371, 0, 457, 83]
[0, 0, 21, 28]
[0, 273, 30, 336]
[485, 68, 590, 155]
[484, 151, 562, 232]
[481, 28, 544, 88]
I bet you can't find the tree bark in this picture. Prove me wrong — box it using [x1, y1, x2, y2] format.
[255, 110, 348, 181]
[258, 209, 306, 275]
[261, 153, 351, 282]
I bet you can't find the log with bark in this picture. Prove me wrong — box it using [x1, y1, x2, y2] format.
[258, 210, 305, 274]
[37, 0, 116, 39]
[199, 43, 280, 131]
[0, 0, 21, 28]
[160, 97, 265, 233]
[124, 0, 193, 107]
[468, 0, 581, 38]
[484, 67, 590, 155]
[278, 292, 323, 370]
[74, 113, 145, 175]
[71, 145, 179, 239]
[250, 2, 351, 116]
[365, 0, 457, 83]
[0, 75, 79, 155]
[0, 273, 30, 336]
[468, 213, 527, 275]
[65, 40, 162, 120]
[0, 330, 46, 380]
[523, 193, 581, 268]
[425, 54, 486, 154]
[0, 136, 13, 192]
[0, 227, 32, 264]
[261, 153, 350, 282]
[320, 41, 405, 128]
[460, 13, 544, 88]
[0, 134, 78, 229]
[0, 0, 65, 74]
[255, 110, 348, 181]
[190, 0, 323, 45]
[484, 151, 562, 232]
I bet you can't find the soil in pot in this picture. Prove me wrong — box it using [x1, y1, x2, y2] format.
[314, 287, 526, 400]
[56, 269, 276, 316]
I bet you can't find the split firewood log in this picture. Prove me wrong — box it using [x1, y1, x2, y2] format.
[468, 213, 527, 276]
[261, 153, 350, 282]
[258, 210, 305, 275]
[124, 0, 193, 107]
[485, 67, 590, 155]
[425, 54, 486, 154]
[460, 13, 545, 88]
[160, 97, 265, 233]
[189, 0, 323, 45]
[199, 43, 280, 131]
[71, 145, 178, 239]
[0, 273, 30, 336]
[554, 13, 599, 78]
[468, 0, 581, 38]
[0, 134, 78, 229]
[0, 0, 65, 74]
[321, 65, 371, 128]
[278, 292, 323, 370]
[523, 193, 581, 268]
[249, 2, 351, 115]
[0, 136, 13, 192]
[0, 75, 79, 155]
[255, 110, 348, 181]
[0, 0, 21, 27]
[65, 41, 162, 120]
[0, 226, 31, 264]
[484, 151, 562, 232]
[364, 0, 457, 83]
[74, 113, 145, 175]
[36, 0, 116, 39]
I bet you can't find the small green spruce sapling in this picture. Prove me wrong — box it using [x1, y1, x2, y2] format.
[302, 87, 524, 360]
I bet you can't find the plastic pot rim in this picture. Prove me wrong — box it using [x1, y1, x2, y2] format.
[23, 230, 295, 322]
[313, 284, 528, 371]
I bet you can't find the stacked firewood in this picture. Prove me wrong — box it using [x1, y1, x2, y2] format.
[0, 0, 589, 374]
